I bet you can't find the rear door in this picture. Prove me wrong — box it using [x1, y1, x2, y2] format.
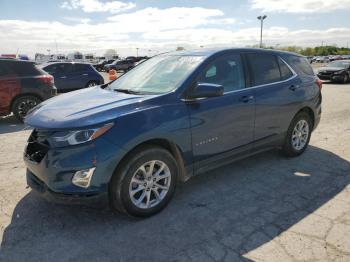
[244, 52, 301, 149]
[70, 64, 90, 89]
[44, 63, 71, 90]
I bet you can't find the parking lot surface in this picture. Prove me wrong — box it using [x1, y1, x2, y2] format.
[0, 82, 350, 262]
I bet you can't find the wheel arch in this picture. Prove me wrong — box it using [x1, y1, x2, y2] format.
[294, 106, 315, 129]
[113, 138, 188, 183]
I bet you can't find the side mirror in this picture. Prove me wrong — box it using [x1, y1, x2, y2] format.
[188, 83, 224, 99]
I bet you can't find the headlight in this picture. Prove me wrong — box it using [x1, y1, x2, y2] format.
[49, 123, 114, 147]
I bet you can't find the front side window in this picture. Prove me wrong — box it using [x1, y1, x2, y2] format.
[198, 54, 245, 92]
[246, 53, 281, 86]
[109, 55, 204, 94]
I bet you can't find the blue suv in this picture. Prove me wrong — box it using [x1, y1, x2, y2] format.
[24, 48, 322, 217]
[40, 62, 104, 92]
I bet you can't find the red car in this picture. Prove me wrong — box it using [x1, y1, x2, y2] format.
[0, 59, 57, 121]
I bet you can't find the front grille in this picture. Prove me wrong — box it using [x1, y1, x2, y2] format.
[25, 129, 52, 163]
[319, 71, 333, 76]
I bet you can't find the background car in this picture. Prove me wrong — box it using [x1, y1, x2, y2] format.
[0, 59, 56, 121]
[317, 60, 350, 83]
[103, 59, 135, 72]
[93, 59, 115, 72]
[40, 62, 104, 92]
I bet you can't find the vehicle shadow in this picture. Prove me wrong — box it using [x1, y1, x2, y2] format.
[1, 146, 349, 261]
[0, 115, 29, 135]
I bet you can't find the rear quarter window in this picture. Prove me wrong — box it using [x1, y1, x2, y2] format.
[7, 62, 42, 77]
[278, 57, 294, 80]
[285, 55, 315, 76]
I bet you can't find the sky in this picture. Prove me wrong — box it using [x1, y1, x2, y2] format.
[0, 0, 349, 57]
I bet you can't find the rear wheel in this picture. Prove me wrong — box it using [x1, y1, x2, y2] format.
[109, 146, 178, 217]
[12, 95, 41, 122]
[282, 112, 312, 157]
[86, 81, 98, 87]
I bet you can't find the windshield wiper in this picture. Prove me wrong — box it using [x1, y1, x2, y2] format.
[114, 89, 144, 95]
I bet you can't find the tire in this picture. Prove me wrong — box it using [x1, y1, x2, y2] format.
[86, 81, 98, 88]
[282, 112, 313, 157]
[109, 146, 178, 217]
[12, 95, 41, 122]
[343, 73, 349, 84]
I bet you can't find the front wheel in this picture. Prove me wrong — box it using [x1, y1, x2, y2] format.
[12, 95, 41, 122]
[282, 112, 312, 157]
[109, 146, 178, 217]
[342, 73, 349, 84]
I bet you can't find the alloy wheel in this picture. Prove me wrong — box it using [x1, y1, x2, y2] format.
[129, 160, 171, 209]
[17, 99, 38, 119]
[291, 119, 309, 151]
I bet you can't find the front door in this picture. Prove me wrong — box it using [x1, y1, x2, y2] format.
[186, 53, 255, 171]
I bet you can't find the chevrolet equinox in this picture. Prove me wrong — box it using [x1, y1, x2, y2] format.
[24, 48, 322, 217]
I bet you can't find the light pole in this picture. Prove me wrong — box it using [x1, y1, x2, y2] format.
[257, 15, 267, 48]
[136, 48, 139, 57]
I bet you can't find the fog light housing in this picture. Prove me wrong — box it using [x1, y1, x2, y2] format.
[72, 168, 96, 188]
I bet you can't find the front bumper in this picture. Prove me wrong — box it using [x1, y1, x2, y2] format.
[317, 73, 343, 81]
[27, 170, 108, 207]
[23, 133, 126, 207]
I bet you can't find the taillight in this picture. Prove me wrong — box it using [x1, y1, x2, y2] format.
[316, 78, 322, 91]
[36, 75, 54, 86]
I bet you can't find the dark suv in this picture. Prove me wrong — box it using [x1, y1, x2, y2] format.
[0, 59, 56, 121]
[24, 48, 322, 217]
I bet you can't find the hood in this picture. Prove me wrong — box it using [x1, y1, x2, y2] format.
[25, 86, 157, 130]
[318, 67, 345, 72]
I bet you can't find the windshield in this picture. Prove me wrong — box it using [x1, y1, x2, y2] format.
[327, 61, 350, 68]
[109, 55, 204, 94]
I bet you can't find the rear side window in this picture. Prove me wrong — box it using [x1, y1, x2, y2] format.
[246, 53, 281, 86]
[8, 62, 43, 76]
[0, 61, 16, 77]
[285, 56, 314, 76]
[73, 64, 89, 72]
[44, 63, 73, 74]
[278, 57, 294, 80]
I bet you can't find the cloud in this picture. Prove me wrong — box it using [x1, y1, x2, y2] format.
[63, 17, 91, 23]
[0, 6, 349, 57]
[251, 0, 350, 13]
[107, 7, 235, 32]
[61, 0, 135, 13]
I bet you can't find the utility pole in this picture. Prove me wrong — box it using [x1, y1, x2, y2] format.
[257, 15, 267, 48]
[136, 48, 139, 57]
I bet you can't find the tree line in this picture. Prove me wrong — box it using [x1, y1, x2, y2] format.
[260, 45, 350, 56]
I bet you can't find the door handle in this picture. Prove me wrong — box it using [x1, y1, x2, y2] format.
[82, 73, 88, 76]
[60, 76, 67, 79]
[289, 85, 300, 91]
[239, 95, 254, 103]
